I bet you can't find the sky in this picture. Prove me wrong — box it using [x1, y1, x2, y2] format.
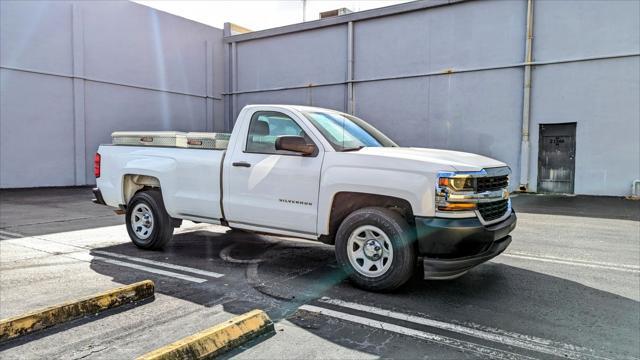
[133, 0, 411, 31]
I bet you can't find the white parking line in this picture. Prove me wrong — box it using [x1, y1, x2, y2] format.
[0, 227, 226, 280]
[299, 305, 531, 360]
[502, 252, 640, 273]
[93, 250, 225, 278]
[0, 229, 24, 238]
[3, 238, 219, 283]
[318, 298, 604, 360]
[93, 256, 208, 283]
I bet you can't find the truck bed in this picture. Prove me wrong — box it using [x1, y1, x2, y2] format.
[97, 143, 225, 222]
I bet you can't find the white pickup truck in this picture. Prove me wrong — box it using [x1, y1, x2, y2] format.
[93, 104, 516, 291]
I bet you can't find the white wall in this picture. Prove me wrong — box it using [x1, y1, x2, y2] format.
[0, 0, 224, 187]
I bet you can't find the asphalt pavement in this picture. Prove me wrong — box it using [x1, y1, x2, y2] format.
[0, 188, 638, 359]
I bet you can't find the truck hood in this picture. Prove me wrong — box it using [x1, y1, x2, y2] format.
[355, 147, 507, 172]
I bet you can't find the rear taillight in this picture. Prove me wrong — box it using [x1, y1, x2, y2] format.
[94, 153, 101, 178]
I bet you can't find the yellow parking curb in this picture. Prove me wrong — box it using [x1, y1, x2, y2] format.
[137, 309, 274, 360]
[0, 280, 154, 342]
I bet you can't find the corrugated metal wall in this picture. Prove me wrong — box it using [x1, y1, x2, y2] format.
[2, 0, 638, 195]
[529, 0, 640, 196]
[0, 1, 225, 188]
[224, 0, 640, 196]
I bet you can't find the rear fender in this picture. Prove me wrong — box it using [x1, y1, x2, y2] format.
[116, 157, 177, 215]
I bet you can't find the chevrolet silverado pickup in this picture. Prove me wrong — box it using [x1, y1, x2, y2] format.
[93, 104, 516, 291]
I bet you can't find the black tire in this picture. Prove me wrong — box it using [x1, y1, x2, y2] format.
[125, 189, 173, 250]
[335, 207, 416, 291]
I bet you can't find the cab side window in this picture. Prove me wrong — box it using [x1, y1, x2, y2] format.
[245, 111, 311, 154]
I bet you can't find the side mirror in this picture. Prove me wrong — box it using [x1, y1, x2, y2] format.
[275, 135, 316, 156]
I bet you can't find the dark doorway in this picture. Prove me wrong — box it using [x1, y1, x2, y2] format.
[537, 123, 576, 194]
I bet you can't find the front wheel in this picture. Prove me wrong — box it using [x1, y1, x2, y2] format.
[335, 207, 416, 291]
[125, 189, 173, 250]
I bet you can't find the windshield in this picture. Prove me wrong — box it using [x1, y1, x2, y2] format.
[302, 111, 398, 151]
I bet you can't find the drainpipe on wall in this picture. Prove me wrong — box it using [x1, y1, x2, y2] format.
[347, 21, 355, 114]
[519, 0, 534, 191]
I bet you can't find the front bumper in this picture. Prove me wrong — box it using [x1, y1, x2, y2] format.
[415, 212, 516, 279]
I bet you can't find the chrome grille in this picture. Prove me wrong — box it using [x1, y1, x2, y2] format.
[477, 199, 509, 222]
[476, 175, 509, 192]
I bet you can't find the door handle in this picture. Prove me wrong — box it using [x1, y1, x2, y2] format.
[232, 161, 251, 168]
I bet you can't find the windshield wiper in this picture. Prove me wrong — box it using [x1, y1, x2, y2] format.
[341, 146, 365, 152]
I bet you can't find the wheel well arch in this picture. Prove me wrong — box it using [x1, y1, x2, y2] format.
[322, 192, 414, 244]
[122, 174, 161, 205]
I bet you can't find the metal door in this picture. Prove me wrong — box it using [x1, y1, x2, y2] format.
[538, 123, 576, 193]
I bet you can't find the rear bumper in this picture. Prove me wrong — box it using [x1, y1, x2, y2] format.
[92, 187, 106, 205]
[415, 212, 516, 279]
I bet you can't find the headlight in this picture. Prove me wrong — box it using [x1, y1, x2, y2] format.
[436, 175, 476, 211]
[436, 168, 511, 214]
[438, 176, 475, 192]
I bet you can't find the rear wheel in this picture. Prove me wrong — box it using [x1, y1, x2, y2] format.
[126, 190, 173, 250]
[335, 207, 416, 291]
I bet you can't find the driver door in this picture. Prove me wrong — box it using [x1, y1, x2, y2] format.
[224, 110, 324, 235]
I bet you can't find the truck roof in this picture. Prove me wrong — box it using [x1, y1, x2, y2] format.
[242, 104, 343, 114]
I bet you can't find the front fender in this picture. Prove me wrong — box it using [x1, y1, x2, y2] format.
[317, 164, 436, 235]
